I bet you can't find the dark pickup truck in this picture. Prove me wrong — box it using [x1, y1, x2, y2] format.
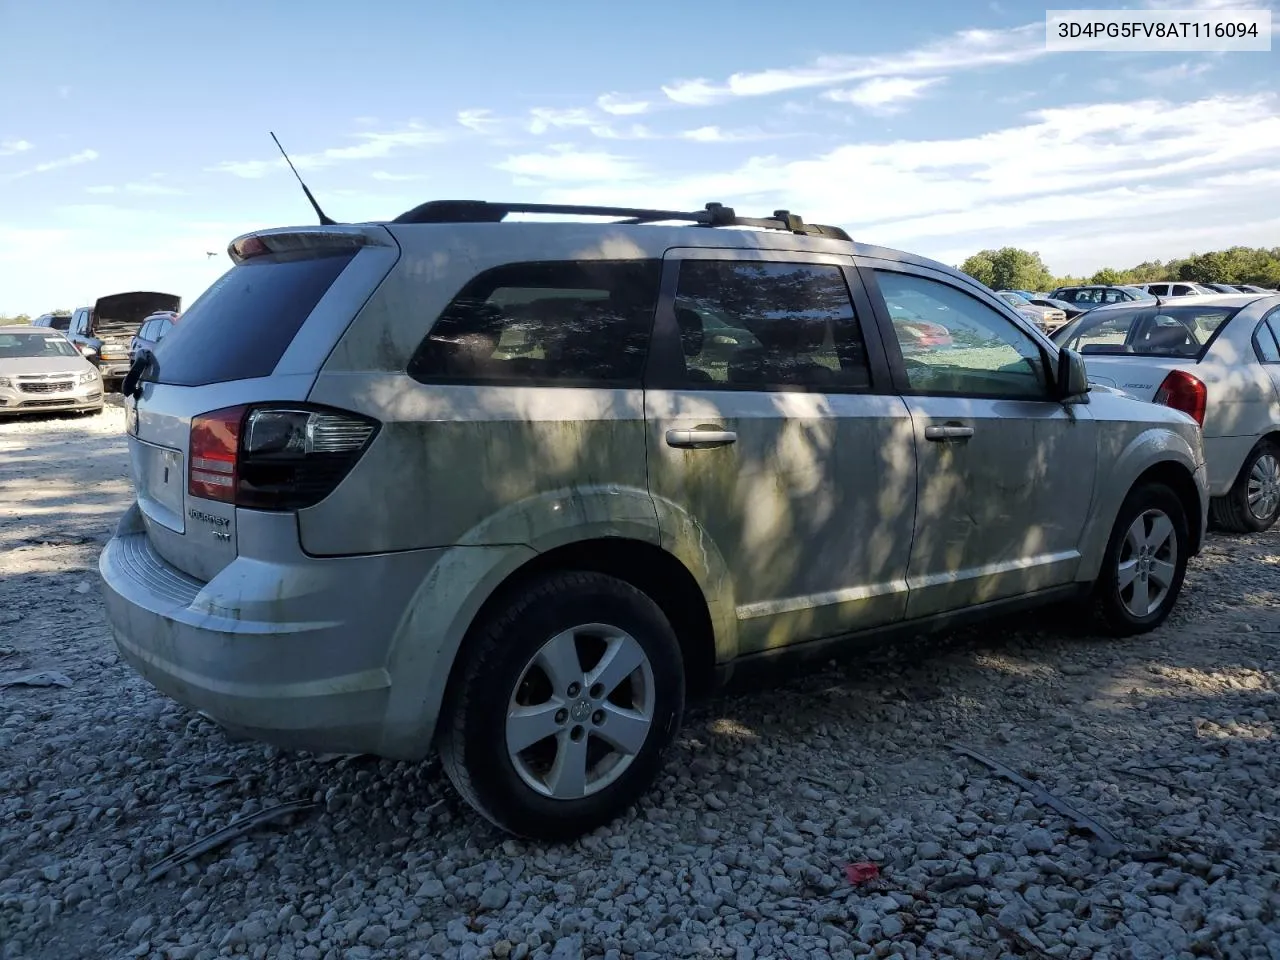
[69, 292, 180, 390]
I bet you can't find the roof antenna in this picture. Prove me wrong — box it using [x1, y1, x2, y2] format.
[270, 131, 336, 226]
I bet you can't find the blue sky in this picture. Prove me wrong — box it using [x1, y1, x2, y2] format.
[1, 0, 1277, 314]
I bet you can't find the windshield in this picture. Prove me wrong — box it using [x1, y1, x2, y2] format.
[998, 291, 1030, 306]
[0, 333, 80, 359]
[1055, 304, 1240, 359]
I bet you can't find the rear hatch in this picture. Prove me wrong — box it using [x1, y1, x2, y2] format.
[125, 226, 400, 582]
[93, 292, 181, 361]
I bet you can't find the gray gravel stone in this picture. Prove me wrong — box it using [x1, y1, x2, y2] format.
[5, 403, 1280, 960]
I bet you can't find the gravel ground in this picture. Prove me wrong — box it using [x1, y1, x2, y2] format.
[2, 400, 1279, 960]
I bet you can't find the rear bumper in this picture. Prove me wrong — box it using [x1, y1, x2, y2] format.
[99, 503, 449, 758]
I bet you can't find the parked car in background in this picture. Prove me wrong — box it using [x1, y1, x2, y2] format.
[0, 325, 103, 416]
[129, 310, 179, 362]
[1049, 285, 1155, 309]
[1237, 285, 1277, 294]
[1200, 283, 1243, 295]
[996, 290, 1069, 333]
[101, 200, 1207, 841]
[1139, 282, 1215, 298]
[69, 292, 180, 391]
[1053, 292, 1280, 531]
[31, 312, 72, 332]
[1027, 296, 1090, 320]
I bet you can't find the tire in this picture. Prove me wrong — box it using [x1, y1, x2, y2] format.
[1209, 440, 1280, 533]
[1092, 482, 1189, 636]
[437, 571, 685, 841]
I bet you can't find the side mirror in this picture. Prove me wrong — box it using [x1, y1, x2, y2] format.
[1055, 347, 1090, 402]
[77, 343, 98, 359]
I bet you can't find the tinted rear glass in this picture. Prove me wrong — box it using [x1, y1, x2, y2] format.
[1058, 304, 1241, 359]
[149, 252, 355, 386]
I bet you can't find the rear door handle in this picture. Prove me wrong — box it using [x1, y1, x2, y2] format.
[924, 424, 975, 441]
[665, 429, 738, 449]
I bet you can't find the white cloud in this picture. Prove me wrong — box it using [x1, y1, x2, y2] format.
[527, 108, 596, 135]
[495, 146, 645, 183]
[85, 182, 184, 196]
[661, 23, 1046, 104]
[597, 93, 651, 116]
[824, 77, 944, 114]
[522, 93, 1280, 275]
[1138, 61, 1213, 85]
[457, 109, 500, 133]
[211, 123, 451, 178]
[4, 149, 99, 180]
[0, 139, 33, 156]
[370, 170, 428, 182]
[679, 126, 776, 143]
[589, 123, 659, 141]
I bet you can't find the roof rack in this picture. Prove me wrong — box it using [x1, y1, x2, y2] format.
[389, 200, 852, 241]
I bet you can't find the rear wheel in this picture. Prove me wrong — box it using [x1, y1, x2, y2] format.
[1210, 440, 1280, 533]
[437, 571, 685, 841]
[1092, 482, 1189, 636]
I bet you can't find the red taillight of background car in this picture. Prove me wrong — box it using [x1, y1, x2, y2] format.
[187, 404, 379, 510]
[1153, 370, 1207, 426]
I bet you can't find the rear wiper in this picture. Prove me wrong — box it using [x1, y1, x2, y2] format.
[121, 349, 154, 400]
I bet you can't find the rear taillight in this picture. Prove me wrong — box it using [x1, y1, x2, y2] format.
[188, 404, 378, 510]
[1153, 370, 1207, 426]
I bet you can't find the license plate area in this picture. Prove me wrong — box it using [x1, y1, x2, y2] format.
[129, 437, 185, 533]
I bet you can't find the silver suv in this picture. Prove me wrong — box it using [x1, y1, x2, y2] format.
[101, 200, 1209, 840]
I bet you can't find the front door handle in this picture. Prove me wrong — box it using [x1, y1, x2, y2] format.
[924, 424, 975, 441]
[665, 428, 738, 449]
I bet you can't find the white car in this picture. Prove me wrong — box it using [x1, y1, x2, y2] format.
[1053, 293, 1280, 531]
[1137, 282, 1215, 298]
[0, 325, 104, 416]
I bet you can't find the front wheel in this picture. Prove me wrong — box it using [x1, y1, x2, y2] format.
[1210, 440, 1280, 533]
[437, 571, 685, 841]
[1092, 482, 1189, 636]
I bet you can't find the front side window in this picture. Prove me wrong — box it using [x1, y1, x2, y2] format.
[408, 260, 660, 385]
[670, 260, 871, 390]
[876, 271, 1047, 399]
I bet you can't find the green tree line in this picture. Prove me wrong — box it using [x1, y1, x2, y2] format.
[959, 245, 1280, 293]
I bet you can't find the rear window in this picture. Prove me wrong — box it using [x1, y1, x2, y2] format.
[407, 260, 661, 386]
[148, 252, 355, 386]
[1059, 304, 1240, 359]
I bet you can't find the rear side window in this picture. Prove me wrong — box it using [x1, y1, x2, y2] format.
[671, 260, 871, 390]
[408, 260, 660, 385]
[149, 252, 355, 386]
[1254, 319, 1280, 363]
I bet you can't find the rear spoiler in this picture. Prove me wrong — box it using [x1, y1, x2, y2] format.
[228, 225, 395, 265]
